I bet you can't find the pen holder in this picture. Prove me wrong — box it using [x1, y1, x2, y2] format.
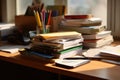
[46, 25, 51, 33]
[36, 26, 44, 34]
[29, 25, 50, 38]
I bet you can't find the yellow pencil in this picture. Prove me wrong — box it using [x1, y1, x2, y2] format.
[36, 11, 42, 30]
[34, 10, 42, 31]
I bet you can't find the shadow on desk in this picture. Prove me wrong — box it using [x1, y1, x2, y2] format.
[0, 60, 81, 80]
[0, 60, 58, 80]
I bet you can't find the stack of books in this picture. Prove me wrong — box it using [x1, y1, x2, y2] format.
[59, 14, 114, 48]
[20, 31, 84, 62]
[96, 45, 120, 65]
[100, 45, 120, 61]
[83, 31, 113, 48]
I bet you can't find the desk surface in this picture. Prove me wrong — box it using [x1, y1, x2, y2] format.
[0, 41, 120, 80]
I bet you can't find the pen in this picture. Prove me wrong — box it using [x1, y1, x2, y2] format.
[64, 57, 103, 60]
[64, 56, 120, 61]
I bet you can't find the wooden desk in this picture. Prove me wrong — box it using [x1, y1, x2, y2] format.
[0, 41, 120, 80]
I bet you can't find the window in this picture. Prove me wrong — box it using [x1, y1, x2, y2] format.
[67, 0, 107, 27]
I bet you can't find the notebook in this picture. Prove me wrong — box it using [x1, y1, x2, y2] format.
[55, 58, 90, 68]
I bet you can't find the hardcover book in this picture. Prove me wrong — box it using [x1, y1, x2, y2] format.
[32, 37, 83, 50]
[83, 31, 111, 39]
[34, 31, 82, 41]
[59, 25, 106, 34]
[54, 45, 83, 59]
[100, 45, 120, 60]
[30, 45, 83, 59]
[60, 17, 102, 27]
[19, 48, 55, 63]
[64, 14, 93, 19]
[83, 35, 114, 48]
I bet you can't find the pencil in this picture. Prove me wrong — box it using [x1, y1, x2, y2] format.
[47, 10, 52, 25]
[46, 10, 52, 33]
[34, 10, 42, 31]
[36, 11, 42, 30]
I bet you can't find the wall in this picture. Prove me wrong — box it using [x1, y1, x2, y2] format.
[41, 0, 54, 6]
[7, 0, 16, 22]
[15, 0, 64, 14]
[16, 0, 32, 15]
[54, 0, 67, 5]
[0, 0, 107, 25]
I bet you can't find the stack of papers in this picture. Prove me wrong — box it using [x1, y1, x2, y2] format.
[0, 45, 30, 53]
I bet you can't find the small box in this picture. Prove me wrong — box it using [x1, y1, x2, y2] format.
[50, 16, 63, 32]
[15, 15, 37, 32]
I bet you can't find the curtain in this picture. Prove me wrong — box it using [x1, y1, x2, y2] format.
[107, 0, 120, 39]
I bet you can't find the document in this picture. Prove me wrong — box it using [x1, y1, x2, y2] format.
[0, 45, 30, 53]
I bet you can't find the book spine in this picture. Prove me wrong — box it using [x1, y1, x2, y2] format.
[30, 45, 59, 55]
[31, 41, 62, 49]
[61, 18, 102, 27]
[60, 26, 106, 34]
[32, 37, 83, 50]
[19, 49, 55, 63]
[36, 31, 82, 41]
[64, 14, 92, 19]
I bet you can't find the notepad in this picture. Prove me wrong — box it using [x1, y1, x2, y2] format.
[55, 58, 90, 68]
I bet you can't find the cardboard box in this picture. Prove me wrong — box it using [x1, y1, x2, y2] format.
[15, 15, 37, 32]
[50, 16, 63, 32]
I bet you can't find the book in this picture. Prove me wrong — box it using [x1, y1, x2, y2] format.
[60, 17, 102, 27]
[64, 14, 93, 19]
[19, 48, 55, 63]
[53, 45, 83, 59]
[55, 58, 90, 68]
[83, 35, 114, 48]
[83, 31, 112, 39]
[34, 31, 82, 41]
[59, 25, 106, 34]
[99, 45, 120, 61]
[32, 37, 83, 50]
[30, 45, 83, 59]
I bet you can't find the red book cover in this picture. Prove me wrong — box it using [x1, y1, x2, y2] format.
[64, 14, 93, 19]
